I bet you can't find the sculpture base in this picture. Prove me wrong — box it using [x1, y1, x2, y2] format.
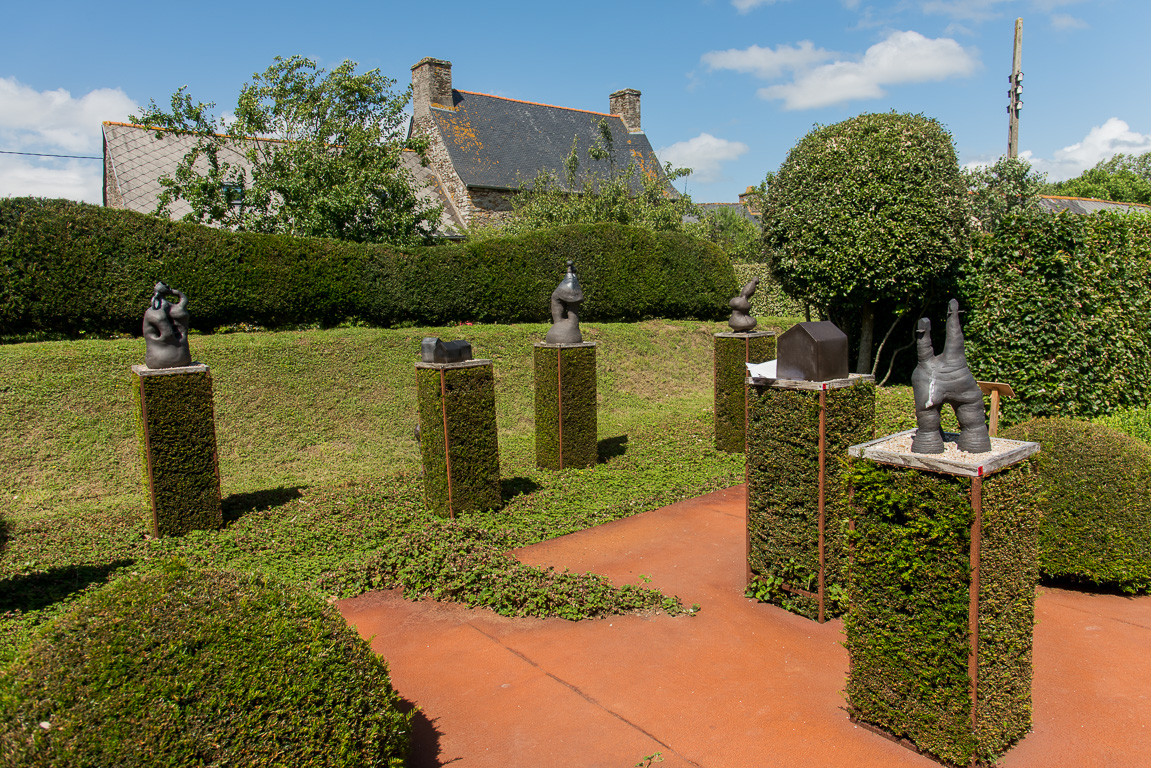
[746, 374, 875, 622]
[534, 343, 597, 470]
[844, 440, 1041, 765]
[131, 364, 222, 537]
[416, 360, 501, 518]
[713, 332, 776, 453]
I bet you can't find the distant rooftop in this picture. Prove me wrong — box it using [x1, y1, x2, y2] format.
[1037, 194, 1151, 215]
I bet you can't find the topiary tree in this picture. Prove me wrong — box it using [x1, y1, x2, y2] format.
[0, 563, 411, 767]
[1000, 417, 1151, 592]
[763, 112, 971, 375]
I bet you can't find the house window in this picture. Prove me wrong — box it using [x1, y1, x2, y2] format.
[222, 183, 244, 207]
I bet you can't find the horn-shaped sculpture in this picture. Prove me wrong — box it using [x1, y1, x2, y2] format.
[728, 278, 759, 332]
[910, 298, 991, 454]
[142, 281, 192, 369]
[545, 260, 584, 344]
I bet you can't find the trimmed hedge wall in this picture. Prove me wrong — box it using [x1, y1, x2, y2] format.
[714, 332, 777, 453]
[0, 198, 735, 335]
[1001, 417, 1151, 592]
[133, 366, 223, 536]
[962, 209, 1151, 423]
[0, 563, 411, 767]
[416, 362, 502, 517]
[845, 458, 1040, 766]
[731, 262, 805, 318]
[534, 344, 598, 470]
[745, 378, 875, 619]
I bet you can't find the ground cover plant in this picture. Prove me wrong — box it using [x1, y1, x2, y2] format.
[1, 319, 808, 663]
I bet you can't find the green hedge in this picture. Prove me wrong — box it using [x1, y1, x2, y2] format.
[845, 458, 1040, 765]
[1000, 417, 1151, 592]
[745, 379, 875, 619]
[534, 344, 598, 470]
[1096, 406, 1151, 447]
[732, 262, 805, 318]
[713, 333, 776, 453]
[962, 209, 1151, 422]
[0, 198, 735, 335]
[0, 563, 410, 767]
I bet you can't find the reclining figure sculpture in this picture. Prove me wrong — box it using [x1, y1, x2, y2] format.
[143, 282, 192, 369]
[727, 278, 759, 332]
[545, 260, 584, 344]
[911, 298, 992, 454]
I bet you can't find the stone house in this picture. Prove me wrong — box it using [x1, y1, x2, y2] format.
[408, 57, 671, 229]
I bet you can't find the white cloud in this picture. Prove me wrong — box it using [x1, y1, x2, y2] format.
[731, 0, 788, 13]
[657, 133, 749, 184]
[1050, 13, 1088, 30]
[0, 77, 138, 203]
[1027, 118, 1151, 181]
[701, 41, 835, 80]
[758, 30, 978, 110]
[921, 0, 1087, 22]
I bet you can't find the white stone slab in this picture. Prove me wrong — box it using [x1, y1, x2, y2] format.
[131, 363, 210, 377]
[848, 429, 1040, 478]
[747, 372, 875, 392]
[415, 359, 493, 370]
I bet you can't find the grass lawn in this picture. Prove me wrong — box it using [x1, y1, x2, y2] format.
[1, 317, 927, 664]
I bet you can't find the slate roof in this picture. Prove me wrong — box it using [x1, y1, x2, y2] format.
[1038, 194, 1151, 215]
[102, 122, 464, 236]
[685, 202, 760, 225]
[429, 91, 669, 193]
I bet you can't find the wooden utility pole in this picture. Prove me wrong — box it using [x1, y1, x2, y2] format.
[1008, 18, 1023, 158]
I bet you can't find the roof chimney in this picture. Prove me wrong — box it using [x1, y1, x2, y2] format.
[411, 58, 453, 120]
[609, 89, 641, 133]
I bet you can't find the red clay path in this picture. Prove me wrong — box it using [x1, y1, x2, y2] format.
[338, 485, 1151, 767]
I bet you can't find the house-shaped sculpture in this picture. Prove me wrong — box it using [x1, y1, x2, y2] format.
[408, 57, 672, 229]
[776, 321, 849, 382]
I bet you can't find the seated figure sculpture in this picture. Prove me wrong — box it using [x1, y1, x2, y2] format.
[728, 278, 759, 332]
[545, 260, 584, 344]
[911, 298, 992, 454]
[143, 282, 192, 369]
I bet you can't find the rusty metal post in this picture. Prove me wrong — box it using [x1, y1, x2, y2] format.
[556, 347, 564, 470]
[969, 475, 984, 729]
[439, 367, 455, 520]
[818, 387, 827, 624]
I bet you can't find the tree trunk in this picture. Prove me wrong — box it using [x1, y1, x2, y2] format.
[855, 303, 876, 375]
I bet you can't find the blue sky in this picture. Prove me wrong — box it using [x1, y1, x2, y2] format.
[2, 0, 1148, 206]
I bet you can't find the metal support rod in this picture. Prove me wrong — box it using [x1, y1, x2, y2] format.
[969, 475, 984, 730]
[818, 387, 827, 624]
[439, 368, 455, 520]
[557, 348, 564, 470]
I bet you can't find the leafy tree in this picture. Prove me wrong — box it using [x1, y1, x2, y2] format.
[486, 119, 697, 237]
[131, 55, 441, 246]
[963, 155, 1047, 233]
[762, 112, 971, 375]
[1047, 152, 1151, 205]
[683, 206, 764, 263]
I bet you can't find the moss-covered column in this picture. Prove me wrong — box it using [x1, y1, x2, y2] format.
[746, 374, 874, 621]
[844, 434, 1041, 766]
[416, 359, 501, 518]
[714, 331, 776, 453]
[534, 342, 597, 470]
[132, 364, 223, 537]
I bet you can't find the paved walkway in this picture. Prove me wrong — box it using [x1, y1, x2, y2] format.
[338, 486, 1151, 768]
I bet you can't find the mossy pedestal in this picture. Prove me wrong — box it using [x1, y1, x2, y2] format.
[131, 364, 223, 537]
[845, 432, 1041, 766]
[714, 331, 776, 453]
[416, 359, 501, 518]
[534, 342, 597, 470]
[745, 374, 874, 622]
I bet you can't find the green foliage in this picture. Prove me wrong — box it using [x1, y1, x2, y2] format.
[487, 118, 697, 236]
[713, 333, 776, 453]
[0, 562, 411, 767]
[1095, 406, 1151, 446]
[961, 208, 1151, 422]
[763, 112, 971, 374]
[0, 199, 735, 336]
[1000, 418, 1151, 592]
[1047, 151, 1151, 205]
[534, 345, 598, 470]
[683, 206, 763, 262]
[131, 55, 440, 245]
[731, 262, 805, 318]
[416, 363, 502, 517]
[745, 380, 875, 620]
[963, 155, 1048, 233]
[134, 369, 223, 536]
[845, 458, 1039, 765]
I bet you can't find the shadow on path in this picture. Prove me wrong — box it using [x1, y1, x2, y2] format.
[399, 696, 458, 767]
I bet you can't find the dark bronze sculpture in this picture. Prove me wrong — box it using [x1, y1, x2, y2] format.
[728, 278, 759, 332]
[911, 299, 991, 454]
[545, 260, 584, 344]
[143, 282, 192, 369]
[421, 337, 473, 364]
